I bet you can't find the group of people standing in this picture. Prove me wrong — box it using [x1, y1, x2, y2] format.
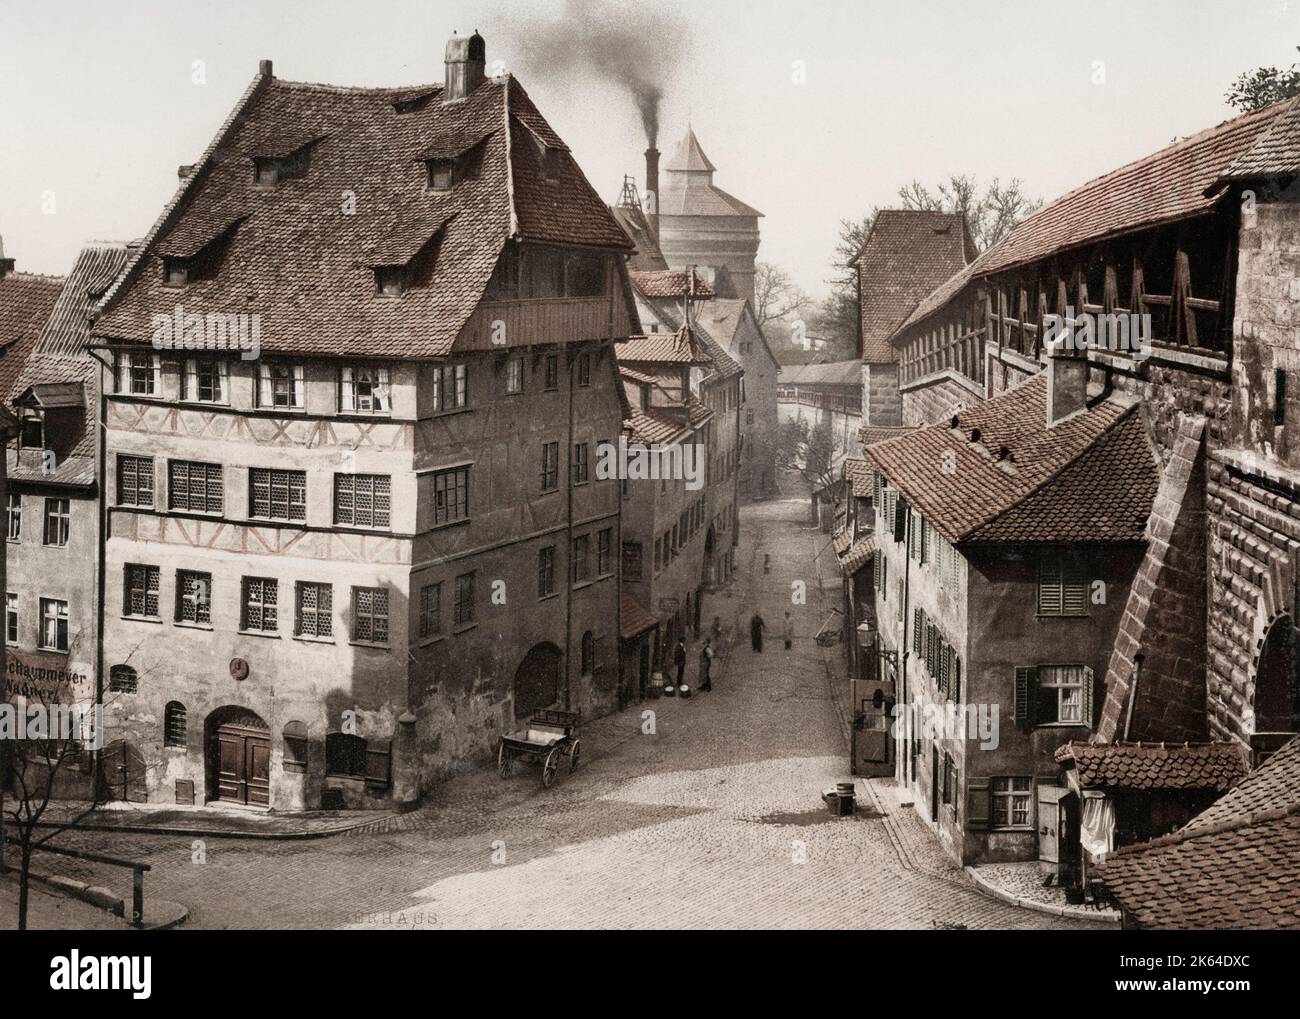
[665, 609, 797, 696]
[748, 611, 795, 653]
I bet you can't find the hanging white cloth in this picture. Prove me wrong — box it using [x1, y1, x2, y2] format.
[1080, 791, 1115, 861]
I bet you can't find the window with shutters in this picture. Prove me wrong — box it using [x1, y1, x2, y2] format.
[249, 468, 306, 521]
[1037, 549, 1089, 617]
[538, 546, 556, 598]
[334, 474, 391, 529]
[351, 586, 389, 644]
[1039, 663, 1093, 725]
[432, 466, 469, 525]
[117, 455, 155, 507]
[241, 577, 278, 633]
[340, 365, 391, 414]
[169, 460, 223, 514]
[295, 582, 333, 638]
[175, 571, 211, 625]
[124, 564, 160, 618]
[418, 582, 441, 639]
[164, 702, 187, 747]
[991, 777, 1033, 829]
[912, 608, 924, 655]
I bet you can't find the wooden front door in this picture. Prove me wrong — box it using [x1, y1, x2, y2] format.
[99, 740, 147, 803]
[214, 723, 271, 806]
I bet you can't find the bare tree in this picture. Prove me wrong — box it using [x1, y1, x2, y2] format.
[897, 174, 1040, 251]
[752, 261, 810, 327]
[776, 416, 846, 498]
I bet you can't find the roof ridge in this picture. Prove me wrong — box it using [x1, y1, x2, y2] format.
[274, 78, 443, 96]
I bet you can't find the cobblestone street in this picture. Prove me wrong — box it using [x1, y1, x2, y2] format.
[26, 500, 1112, 930]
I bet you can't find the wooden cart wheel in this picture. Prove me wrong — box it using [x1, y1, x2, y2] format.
[542, 747, 560, 788]
[498, 741, 513, 779]
[568, 739, 581, 773]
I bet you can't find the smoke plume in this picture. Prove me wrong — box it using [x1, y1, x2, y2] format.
[515, 0, 688, 148]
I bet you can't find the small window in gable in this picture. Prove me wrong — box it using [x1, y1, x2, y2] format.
[252, 142, 315, 188]
[540, 145, 563, 179]
[163, 257, 190, 287]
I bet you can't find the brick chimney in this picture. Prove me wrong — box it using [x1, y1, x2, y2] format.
[1046, 336, 1089, 427]
[0, 233, 12, 279]
[644, 147, 660, 238]
[444, 30, 486, 102]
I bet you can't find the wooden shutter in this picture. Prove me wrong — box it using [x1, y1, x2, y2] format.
[1062, 556, 1088, 616]
[912, 608, 924, 655]
[340, 366, 355, 411]
[1015, 666, 1038, 730]
[1082, 665, 1095, 729]
[1037, 553, 1063, 615]
[873, 549, 882, 590]
[939, 640, 950, 698]
[965, 779, 990, 830]
[894, 496, 908, 543]
[365, 738, 392, 790]
[918, 518, 928, 564]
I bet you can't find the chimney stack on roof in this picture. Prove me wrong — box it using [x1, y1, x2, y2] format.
[0, 233, 12, 279]
[1046, 336, 1089, 428]
[644, 147, 660, 239]
[444, 31, 486, 102]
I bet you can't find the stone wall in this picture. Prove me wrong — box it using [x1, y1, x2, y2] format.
[900, 372, 982, 428]
[864, 362, 901, 427]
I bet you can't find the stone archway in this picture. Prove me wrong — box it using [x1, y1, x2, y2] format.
[1256, 616, 1300, 734]
[513, 642, 562, 721]
[205, 706, 271, 806]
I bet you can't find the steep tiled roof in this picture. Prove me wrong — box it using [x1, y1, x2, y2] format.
[1210, 95, 1300, 191]
[95, 71, 631, 360]
[843, 457, 872, 498]
[1054, 741, 1248, 791]
[659, 129, 762, 218]
[0, 271, 64, 409]
[609, 204, 668, 271]
[8, 244, 130, 484]
[1183, 733, 1300, 833]
[1097, 735, 1300, 929]
[621, 591, 659, 640]
[615, 326, 712, 365]
[864, 374, 1157, 545]
[974, 100, 1288, 278]
[858, 424, 915, 448]
[629, 268, 714, 299]
[624, 397, 711, 446]
[856, 210, 975, 364]
[837, 533, 876, 576]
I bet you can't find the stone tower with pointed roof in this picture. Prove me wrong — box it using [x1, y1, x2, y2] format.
[656, 128, 762, 303]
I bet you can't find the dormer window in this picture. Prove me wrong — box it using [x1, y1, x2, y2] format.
[427, 159, 456, 191]
[375, 266, 409, 297]
[163, 257, 190, 287]
[540, 146, 563, 179]
[19, 410, 43, 450]
[249, 136, 321, 188]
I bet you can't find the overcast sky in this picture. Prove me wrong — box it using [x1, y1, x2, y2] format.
[2, 0, 1297, 300]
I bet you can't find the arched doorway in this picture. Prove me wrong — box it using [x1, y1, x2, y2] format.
[514, 642, 562, 721]
[1256, 616, 1300, 733]
[205, 706, 271, 806]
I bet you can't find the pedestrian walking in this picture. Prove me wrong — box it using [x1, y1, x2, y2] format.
[674, 638, 687, 687]
[783, 611, 794, 651]
[750, 612, 766, 652]
[699, 639, 714, 692]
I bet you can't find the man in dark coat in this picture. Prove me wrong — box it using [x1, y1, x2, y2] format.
[750, 612, 766, 652]
[699, 639, 714, 692]
[674, 638, 687, 687]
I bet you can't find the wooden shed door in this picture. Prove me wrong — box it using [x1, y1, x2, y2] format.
[1038, 786, 1069, 864]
